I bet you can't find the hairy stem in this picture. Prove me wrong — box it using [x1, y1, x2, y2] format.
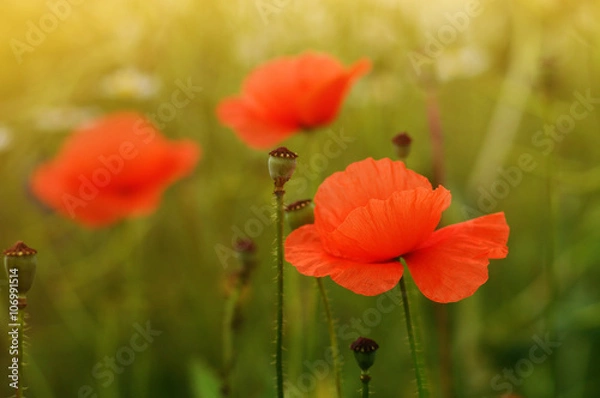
[274, 188, 285, 398]
[15, 299, 26, 398]
[399, 276, 430, 398]
[221, 282, 241, 396]
[425, 88, 452, 398]
[426, 89, 445, 187]
[360, 373, 370, 398]
[316, 278, 342, 397]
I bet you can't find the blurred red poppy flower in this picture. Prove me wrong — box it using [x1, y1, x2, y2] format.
[284, 158, 509, 302]
[30, 112, 200, 227]
[217, 52, 371, 149]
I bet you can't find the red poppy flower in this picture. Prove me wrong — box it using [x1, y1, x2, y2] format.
[284, 158, 509, 302]
[217, 52, 371, 149]
[30, 112, 200, 227]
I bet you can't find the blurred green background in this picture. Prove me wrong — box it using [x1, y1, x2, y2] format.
[1, 0, 599, 397]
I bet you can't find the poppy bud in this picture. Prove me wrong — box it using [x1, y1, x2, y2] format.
[3, 241, 37, 295]
[234, 239, 257, 285]
[350, 337, 379, 371]
[392, 132, 412, 160]
[268, 147, 298, 187]
[285, 199, 315, 230]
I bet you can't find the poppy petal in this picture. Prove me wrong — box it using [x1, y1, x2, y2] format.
[285, 224, 403, 296]
[403, 212, 510, 303]
[216, 98, 298, 149]
[29, 112, 200, 227]
[329, 260, 403, 296]
[285, 224, 345, 277]
[315, 158, 432, 235]
[243, 53, 355, 127]
[298, 58, 371, 127]
[217, 52, 371, 149]
[242, 56, 306, 126]
[320, 186, 451, 262]
[293, 52, 351, 91]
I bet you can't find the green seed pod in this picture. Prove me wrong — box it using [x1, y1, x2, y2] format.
[268, 147, 298, 186]
[392, 132, 412, 160]
[3, 241, 37, 295]
[350, 337, 379, 371]
[234, 239, 257, 285]
[285, 199, 315, 230]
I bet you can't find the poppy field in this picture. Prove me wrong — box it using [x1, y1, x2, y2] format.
[1, 1, 600, 397]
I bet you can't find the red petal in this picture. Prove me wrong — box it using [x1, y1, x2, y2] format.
[111, 139, 200, 191]
[30, 162, 71, 212]
[285, 224, 403, 296]
[243, 53, 352, 128]
[216, 97, 297, 149]
[329, 260, 403, 296]
[404, 212, 510, 303]
[320, 186, 451, 262]
[298, 57, 371, 126]
[29, 113, 200, 227]
[217, 53, 371, 148]
[315, 158, 432, 235]
[242, 56, 306, 126]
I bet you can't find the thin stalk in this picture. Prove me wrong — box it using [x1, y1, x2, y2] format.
[269, 146, 296, 397]
[540, 70, 559, 397]
[274, 188, 285, 398]
[222, 239, 257, 397]
[315, 278, 342, 397]
[425, 89, 445, 187]
[221, 282, 242, 396]
[15, 298, 26, 398]
[360, 372, 370, 398]
[399, 276, 430, 398]
[425, 88, 452, 398]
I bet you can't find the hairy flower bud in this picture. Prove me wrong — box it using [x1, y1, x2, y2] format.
[285, 199, 315, 230]
[3, 241, 37, 295]
[234, 239, 257, 285]
[268, 147, 298, 187]
[392, 132, 412, 160]
[350, 337, 379, 371]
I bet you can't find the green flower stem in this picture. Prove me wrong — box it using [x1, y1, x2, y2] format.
[360, 372, 370, 398]
[221, 281, 242, 396]
[541, 75, 559, 396]
[16, 298, 26, 398]
[425, 89, 445, 187]
[274, 187, 285, 398]
[315, 277, 342, 398]
[398, 274, 430, 398]
[425, 89, 453, 398]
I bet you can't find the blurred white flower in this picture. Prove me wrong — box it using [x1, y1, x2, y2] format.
[99, 67, 161, 100]
[435, 45, 490, 82]
[0, 124, 13, 151]
[33, 106, 101, 132]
